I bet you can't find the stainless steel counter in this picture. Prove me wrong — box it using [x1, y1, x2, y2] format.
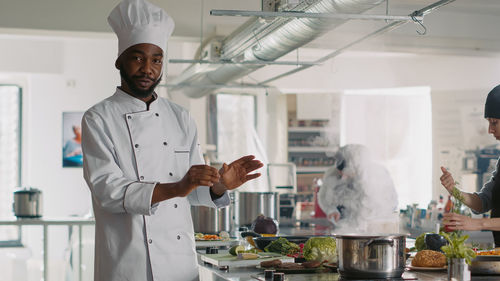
[198, 259, 500, 281]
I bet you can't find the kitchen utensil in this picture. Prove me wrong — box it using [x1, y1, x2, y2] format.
[191, 205, 230, 234]
[233, 192, 279, 227]
[334, 233, 407, 279]
[448, 258, 471, 280]
[13, 187, 43, 218]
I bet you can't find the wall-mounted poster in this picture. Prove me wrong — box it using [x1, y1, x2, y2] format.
[62, 112, 84, 167]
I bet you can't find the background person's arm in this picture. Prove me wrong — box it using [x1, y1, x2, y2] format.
[440, 166, 484, 212]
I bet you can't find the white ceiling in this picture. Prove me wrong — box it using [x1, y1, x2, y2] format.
[0, 0, 499, 56]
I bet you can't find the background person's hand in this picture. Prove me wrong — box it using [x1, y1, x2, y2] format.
[176, 165, 220, 197]
[443, 212, 482, 231]
[440, 166, 455, 193]
[327, 211, 341, 223]
[219, 155, 263, 190]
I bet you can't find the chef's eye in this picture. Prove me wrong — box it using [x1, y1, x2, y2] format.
[153, 59, 162, 64]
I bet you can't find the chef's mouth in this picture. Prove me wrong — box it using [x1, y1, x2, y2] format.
[134, 77, 155, 88]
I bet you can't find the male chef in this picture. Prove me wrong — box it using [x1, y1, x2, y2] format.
[81, 0, 263, 280]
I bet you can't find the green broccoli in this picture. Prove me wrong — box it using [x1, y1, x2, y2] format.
[303, 237, 337, 263]
[264, 237, 300, 255]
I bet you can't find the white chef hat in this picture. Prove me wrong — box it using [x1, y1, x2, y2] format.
[108, 0, 175, 57]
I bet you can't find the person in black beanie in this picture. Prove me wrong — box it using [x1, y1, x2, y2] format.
[439, 84, 500, 246]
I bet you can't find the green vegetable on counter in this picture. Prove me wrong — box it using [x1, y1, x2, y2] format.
[440, 232, 476, 265]
[303, 237, 337, 263]
[415, 232, 429, 251]
[264, 237, 300, 255]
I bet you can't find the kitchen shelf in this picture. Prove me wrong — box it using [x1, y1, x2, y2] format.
[288, 146, 336, 153]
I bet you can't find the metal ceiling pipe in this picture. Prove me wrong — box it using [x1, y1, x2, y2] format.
[170, 0, 385, 98]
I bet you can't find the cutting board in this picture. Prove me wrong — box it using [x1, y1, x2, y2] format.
[200, 252, 294, 268]
[195, 238, 240, 248]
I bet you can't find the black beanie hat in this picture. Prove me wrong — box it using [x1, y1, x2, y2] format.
[484, 85, 500, 119]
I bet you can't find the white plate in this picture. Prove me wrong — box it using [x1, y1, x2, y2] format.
[407, 265, 447, 271]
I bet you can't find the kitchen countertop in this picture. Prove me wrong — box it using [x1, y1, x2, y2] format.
[198, 223, 500, 280]
[198, 256, 500, 281]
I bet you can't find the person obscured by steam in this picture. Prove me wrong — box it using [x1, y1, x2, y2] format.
[317, 144, 398, 233]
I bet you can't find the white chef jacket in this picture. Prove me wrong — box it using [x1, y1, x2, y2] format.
[82, 88, 229, 281]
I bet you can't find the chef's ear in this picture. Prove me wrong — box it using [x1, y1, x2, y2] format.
[115, 59, 121, 70]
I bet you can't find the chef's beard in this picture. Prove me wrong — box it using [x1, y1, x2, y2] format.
[120, 68, 162, 99]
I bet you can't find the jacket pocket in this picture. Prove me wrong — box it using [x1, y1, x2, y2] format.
[174, 146, 190, 174]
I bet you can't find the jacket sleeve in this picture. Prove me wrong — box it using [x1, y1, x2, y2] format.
[474, 158, 500, 213]
[82, 110, 157, 215]
[185, 114, 230, 208]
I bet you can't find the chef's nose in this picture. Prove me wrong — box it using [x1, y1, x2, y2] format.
[140, 59, 153, 76]
[489, 124, 495, 134]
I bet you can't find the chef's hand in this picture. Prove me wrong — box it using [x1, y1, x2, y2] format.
[443, 212, 482, 231]
[327, 211, 341, 223]
[176, 165, 220, 197]
[211, 155, 263, 195]
[440, 166, 455, 193]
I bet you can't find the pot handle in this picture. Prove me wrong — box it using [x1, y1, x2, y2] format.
[366, 238, 394, 247]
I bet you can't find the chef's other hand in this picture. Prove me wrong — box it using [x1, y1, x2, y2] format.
[176, 165, 220, 197]
[440, 166, 455, 193]
[327, 211, 341, 223]
[443, 212, 482, 231]
[219, 155, 263, 191]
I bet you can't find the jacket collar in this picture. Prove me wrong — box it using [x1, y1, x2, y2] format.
[113, 87, 159, 111]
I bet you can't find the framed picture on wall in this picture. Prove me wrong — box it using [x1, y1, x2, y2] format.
[62, 112, 84, 167]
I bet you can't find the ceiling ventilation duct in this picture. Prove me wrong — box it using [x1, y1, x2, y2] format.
[169, 0, 385, 98]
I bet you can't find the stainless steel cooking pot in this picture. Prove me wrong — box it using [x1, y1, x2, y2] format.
[191, 205, 231, 234]
[233, 191, 279, 227]
[13, 187, 43, 218]
[335, 233, 407, 279]
[470, 255, 500, 275]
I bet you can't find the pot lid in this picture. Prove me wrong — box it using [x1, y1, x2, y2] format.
[14, 187, 41, 194]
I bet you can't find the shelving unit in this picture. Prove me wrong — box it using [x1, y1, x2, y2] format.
[286, 94, 335, 204]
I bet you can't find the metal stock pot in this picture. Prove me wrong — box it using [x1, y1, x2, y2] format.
[191, 205, 231, 234]
[13, 187, 43, 218]
[334, 233, 407, 279]
[233, 191, 279, 227]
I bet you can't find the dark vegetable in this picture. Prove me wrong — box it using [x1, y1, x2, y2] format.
[425, 233, 448, 252]
[251, 215, 279, 234]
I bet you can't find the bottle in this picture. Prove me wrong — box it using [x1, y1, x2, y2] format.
[436, 195, 445, 220]
[445, 195, 454, 213]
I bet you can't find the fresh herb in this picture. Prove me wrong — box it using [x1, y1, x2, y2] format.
[451, 182, 466, 214]
[440, 232, 477, 265]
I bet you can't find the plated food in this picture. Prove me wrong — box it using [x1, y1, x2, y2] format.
[195, 231, 230, 241]
[476, 249, 500, 256]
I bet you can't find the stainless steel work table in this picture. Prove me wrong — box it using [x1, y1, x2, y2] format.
[0, 217, 95, 281]
[198, 251, 500, 281]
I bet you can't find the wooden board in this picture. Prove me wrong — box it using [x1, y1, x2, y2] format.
[200, 253, 294, 268]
